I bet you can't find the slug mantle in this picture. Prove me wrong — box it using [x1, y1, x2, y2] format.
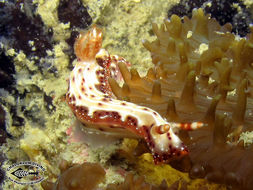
[66, 26, 205, 164]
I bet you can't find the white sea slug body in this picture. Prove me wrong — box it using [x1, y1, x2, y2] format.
[66, 26, 205, 164]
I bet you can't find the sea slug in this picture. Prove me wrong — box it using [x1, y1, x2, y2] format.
[66, 26, 205, 164]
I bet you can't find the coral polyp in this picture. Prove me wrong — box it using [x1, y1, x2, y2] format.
[108, 8, 253, 189]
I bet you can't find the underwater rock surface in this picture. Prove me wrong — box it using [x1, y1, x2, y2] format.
[0, 0, 253, 190]
[0, 1, 53, 57]
[168, 0, 253, 37]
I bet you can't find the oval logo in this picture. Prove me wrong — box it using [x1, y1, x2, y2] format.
[6, 161, 46, 185]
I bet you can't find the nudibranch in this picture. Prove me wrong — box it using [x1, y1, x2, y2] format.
[66, 26, 205, 164]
